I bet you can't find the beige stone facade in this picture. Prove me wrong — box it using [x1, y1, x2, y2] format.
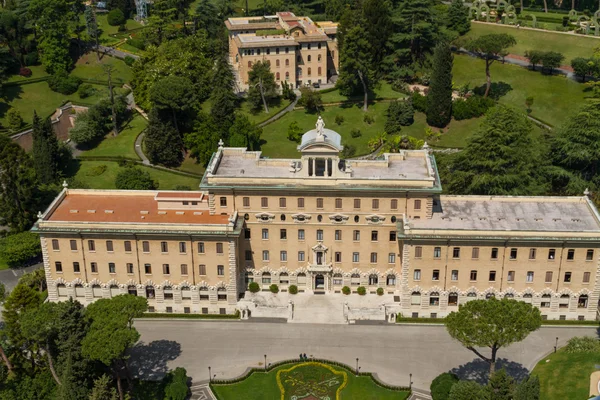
[35, 120, 600, 320]
[226, 12, 338, 90]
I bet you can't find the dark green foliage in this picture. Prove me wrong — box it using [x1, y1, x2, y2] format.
[350, 128, 361, 138]
[150, 75, 197, 133]
[361, 0, 393, 71]
[184, 115, 219, 166]
[89, 375, 119, 400]
[447, 0, 470, 35]
[325, 0, 352, 20]
[411, 91, 427, 112]
[298, 86, 323, 112]
[210, 55, 238, 139]
[524, 49, 544, 69]
[281, 81, 296, 101]
[106, 0, 131, 18]
[269, 284, 279, 293]
[341, 144, 356, 158]
[431, 372, 459, 400]
[48, 72, 82, 95]
[114, 166, 158, 189]
[164, 367, 189, 400]
[0, 232, 41, 267]
[540, 51, 565, 74]
[449, 380, 488, 400]
[570, 57, 595, 82]
[287, 121, 303, 143]
[376, 287, 384, 295]
[123, 56, 135, 67]
[7, 109, 22, 132]
[247, 60, 278, 112]
[228, 114, 262, 150]
[70, 96, 129, 146]
[357, 286, 366, 295]
[452, 96, 495, 120]
[335, 115, 344, 125]
[427, 42, 453, 128]
[248, 282, 260, 293]
[513, 375, 540, 400]
[2, 283, 42, 351]
[288, 285, 298, 294]
[106, 9, 125, 26]
[342, 286, 351, 295]
[85, 6, 99, 41]
[194, 0, 221, 37]
[466, 34, 516, 98]
[127, 38, 145, 50]
[385, 100, 415, 134]
[363, 113, 374, 124]
[145, 109, 184, 167]
[488, 369, 514, 400]
[32, 111, 60, 184]
[0, 136, 38, 232]
[77, 83, 95, 98]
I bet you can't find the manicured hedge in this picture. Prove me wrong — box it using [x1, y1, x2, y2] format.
[396, 316, 600, 326]
[0, 232, 41, 268]
[140, 310, 240, 319]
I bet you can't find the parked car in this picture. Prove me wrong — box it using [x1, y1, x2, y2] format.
[312, 82, 321, 88]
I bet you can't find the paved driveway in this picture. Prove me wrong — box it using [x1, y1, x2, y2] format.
[130, 320, 596, 391]
[0, 264, 42, 291]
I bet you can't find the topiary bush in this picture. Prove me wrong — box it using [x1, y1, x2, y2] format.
[350, 128, 362, 138]
[357, 286, 366, 296]
[48, 72, 81, 95]
[564, 336, 600, 353]
[385, 100, 414, 134]
[248, 282, 260, 293]
[124, 56, 136, 67]
[411, 91, 427, 113]
[115, 166, 158, 190]
[7, 109, 23, 133]
[0, 232, 42, 268]
[376, 287, 384, 296]
[430, 372, 459, 400]
[127, 38, 146, 50]
[363, 113, 374, 124]
[164, 367, 189, 400]
[342, 286, 351, 295]
[269, 284, 279, 293]
[107, 9, 126, 26]
[78, 83, 96, 99]
[335, 115, 344, 125]
[452, 95, 495, 120]
[24, 52, 38, 66]
[289, 285, 298, 294]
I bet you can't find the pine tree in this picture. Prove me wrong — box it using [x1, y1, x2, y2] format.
[426, 42, 454, 128]
[228, 113, 262, 150]
[32, 111, 60, 185]
[447, 0, 470, 35]
[184, 114, 220, 166]
[145, 109, 184, 167]
[513, 375, 540, 400]
[210, 54, 238, 140]
[487, 369, 514, 400]
[247, 61, 278, 113]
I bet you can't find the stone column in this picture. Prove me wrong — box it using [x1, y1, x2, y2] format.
[324, 158, 329, 176]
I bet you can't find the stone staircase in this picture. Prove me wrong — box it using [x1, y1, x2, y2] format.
[189, 382, 216, 400]
[409, 388, 433, 400]
[290, 294, 346, 324]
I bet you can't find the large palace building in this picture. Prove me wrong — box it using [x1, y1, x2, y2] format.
[34, 119, 600, 320]
[225, 12, 338, 90]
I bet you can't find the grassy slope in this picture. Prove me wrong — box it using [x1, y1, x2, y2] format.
[71, 53, 134, 84]
[532, 348, 596, 400]
[465, 23, 600, 62]
[82, 113, 146, 159]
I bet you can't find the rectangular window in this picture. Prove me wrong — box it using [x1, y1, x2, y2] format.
[73, 262, 80, 273]
[371, 231, 378, 241]
[55, 261, 63, 272]
[69, 240, 77, 251]
[434, 247, 441, 259]
[335, 198, 342, 209]
[472, 247, 479, 259]
[354, 199, 361, 209]
[432, 270, 440, 281]
[160, 241, 168, 253]
[262, 250, 269, 261]
[298, 229, 305, 240]
[352, 252, 359, 262]
[298, 251, 305, 261]
[452, 247, 460, 259]
[217, 265, 224, 276]
[109, 263, 116, 274]
[391, 199, 398, 210]
[280, 251, 287, 261]
[451, 270, 458, 281]
[198, 242, 205, 253]
[88, 240, 95, 251]
[142, 241, 150, 253]
[584, 272, 591, 283]
[545, 271, 553, 283]
[413, 269, 421, 280]
[370, 252, 377, 263]
[244, 229, 251, 239]
[144, 264, 151, 274]
[491, 248, 498, 260]
[587, 249, 594, 261]
[243, 197, 250, 207]
[529, 248, 537, 260]
[179, 242, 186, 254]
[162, 264, 170, 275]
[470, 270, 477, 281]
[526, 271, 534, 282]
[372, 199, 379, 210]
[335, 252, 342, 262]
[489, 271, 496, 281]
[279, 197, 286, 208]
[181, 264, 188, 275]
[262, 229, 269, 240]
[389, 231, 397, 241]
[510, 248, 518, 260]
[335, 230, 342, 241]
[507, 270, 515, 282]
[280, 229, 287, 240]
[216, 243, 223, 254]
[127, 263, 134, 274]
[261, 197, 268, 208]
[415, 246, 423, 258]
[567, 249, 575, 260]
[548, 249, 556, 260]
[298, 198, 305, 208]
[91, 262, 98, 273]
[220, 197, 227, 207]
[124, 241, 132, 252]
[353, 230, 360, 241]
[245, 250, 252, 261]
[564, 272, 572, 282]
[388, 253, 396, 263]
[316, 198, 324, 209]
[414, 199, 421, 210]
[199, 264, 206, 275]
[317, 230, 323, 241]
[52, 239, 59, 250]
[106, 240, 114, 252]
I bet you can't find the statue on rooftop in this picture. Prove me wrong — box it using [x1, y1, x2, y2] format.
[315, 115, 325, 137]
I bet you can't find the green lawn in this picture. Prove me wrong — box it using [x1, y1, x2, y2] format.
[177, 156, 206, 177]
[321, 82, 405, 104]
[452, 54, 588, 127]
[68, 161, 201, 189]
[83, 14, 143, 45]
[466, 22, 600, 62]
[71, 53, 134, 84]
[6, 65, 49, 83]
[241, 98, 292, 125]
[81, 113, 146, 160]
[532, 347, 598, 400]
[211, 362, 409, 400]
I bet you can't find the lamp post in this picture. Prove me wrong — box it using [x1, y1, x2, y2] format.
[555, 337, 559, 353]
[264, 354, 267, 372]
[208, 366, 212, 383]
[355, 358, 359, 376]
[409, 373, 412, 390]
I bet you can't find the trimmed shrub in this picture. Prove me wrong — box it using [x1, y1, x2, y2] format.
[0, 232, 42, 268]
[269, 284, 279, 293]
[431, 372, 459, 400]
[376, 287, 384, 296]
[127, 38, 146, 50]
[341, 144, 356, 159]
[357, 286, 366, 296]
[363, 113, 374, 124]
[48, 72, 81, 95]
[78, 83, 96, 99]
[289, 285, 298, 294]
[452, 95, 495, 120]
[173, 185, 191, 191]
[385, 100, 414, 134]
[86, 164, 107, 176]
[350, 128, 362, 138]
[564, 336, 600, 353]
[115, 166, 158, 190]
[24, 52, 38, 66]
[411, 91, 427, 113]
[107, 9, 125, 26]
[287, 121, 303, 143]
[124, 56, 136, 67]
[342, 286, 351, 295]
[164, 367, 189, 400]
[19, 67, 32, 77]
[335, 115, 344, 125]
[248, 282, 260, 293]
[7, 109, 23, 133]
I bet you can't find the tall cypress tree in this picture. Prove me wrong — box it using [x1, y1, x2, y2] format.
[426, 42, 454, 128]
[31, 111, 59, 185]
[145, 109, 184, 167]
[210, 54, 238, 140]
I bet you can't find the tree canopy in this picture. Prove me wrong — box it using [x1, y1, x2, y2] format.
[247, 60, 278, 113]
[114, 167, 158, 190]
[466, 34, 516, 98]
[426, 42, 453, 128]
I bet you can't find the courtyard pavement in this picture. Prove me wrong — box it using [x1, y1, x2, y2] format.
[130, 320, 597, 391]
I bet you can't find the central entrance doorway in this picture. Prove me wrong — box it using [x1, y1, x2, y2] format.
[315, 274, 325, 290]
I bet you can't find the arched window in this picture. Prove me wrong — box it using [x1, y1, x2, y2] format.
[280, 272, 289, 285]
[368, 274, 378, 285]
[504, 293, 514, 298]
[262, 272, 272, 284]
[217, 287, 227, 301]
[578, 294, 589, 308]
[318, 54, 322, 62]
[386, 275, 396, 286]
[93, 284, 103, 298]
[181, 286, 191, 300]
[281, 214, 286, 221]
[297, 272, 307, 286]
[285, 72, 290, 81]
[163, 286, 173, 300]
[559, 294, 570, 308]
[522, 293, 533, 303]
[199, 286, 209, 300]
[276, 59, 280, 67]
[127, 285, 137, 296]
[57, 284, 67, 297]
[448, 292, 458, 306]
[109, 284, 120, 297]
[307, 55, 311, 62]
[245, 271, 254, 285]
[411, 291, 421, 305]
[429, 292, 440, 306]
[318, 67, 322, 75]
[75, 284, 85, 298]
[333, 273, 343, 286]
[146, 286, 155, 299]
[391, 216, 397, 223]
[485, 293, 495, 299]
[248, 61, 252, 68]
[351, 273, 361, 286]
[285, 59, 289, 66]
[308, 67, 312, 76]
[276, 72, 280, 81]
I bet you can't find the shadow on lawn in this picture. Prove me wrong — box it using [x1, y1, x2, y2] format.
[474, 81, 513, 100]
[450, 357, 529, 384]
[128, 339, 182, 381]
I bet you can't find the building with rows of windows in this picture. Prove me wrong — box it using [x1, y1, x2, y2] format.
[35, 118, 600, 320]
[226, 12, 338, 90]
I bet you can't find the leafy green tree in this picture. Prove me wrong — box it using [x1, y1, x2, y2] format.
[441, 106, 547, 196]
[0, 231, 41, 267]
[164, 367, 189, 400]
[0, 9, 30, 68]
[89, 375, 118, 400]
[447, 0, 470, 35]
[513, 375, 540, 400]
[18, 269, 47, 293]
[210, 54, 238, 139]
[298, 86, 323, 112]
[7, 108, 22, 132]
[228, 114, 261, 150]
[144, 0, 178, 45]
[194, 0, 221, 36]
[107, 0, 132, 18]
[32, 111, 60, 184]
[287, 121, 303, 143]
[466, 34, 516, 98]
[524, 49, 544, 70]
[184, 115, 219, 166]
[69, 111, 103, 146]
[2, 284, 42, 357]
[361, 0, 393, 71]
[426, 42, 453, 128]
[445, 298, 542, 375]
[0, 135, 38, 232]
[145, 109, 184, 167]
[106, 9, 125, 26]
[540, 51, 565, 75]
[247, 60, 278, 113]
[114, 167, 158, 190]
[430, 372, 459, 400]
[449, 381, 488, 400]
[385, 100, 414, 134]
[325, 0, 352, 20]
[571, 57, 594, 82]
[150, 75, 197, 134]
[488, 369, 514, 400]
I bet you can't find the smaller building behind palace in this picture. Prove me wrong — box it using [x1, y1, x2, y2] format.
[34, 118, 600, 321]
